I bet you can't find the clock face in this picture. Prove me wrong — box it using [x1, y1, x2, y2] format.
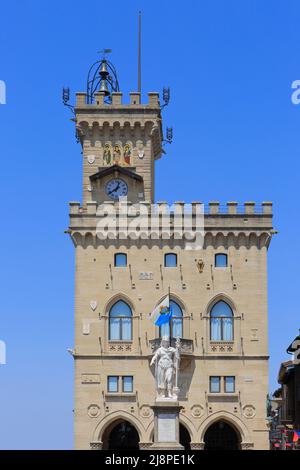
[105, 178, 128, 200]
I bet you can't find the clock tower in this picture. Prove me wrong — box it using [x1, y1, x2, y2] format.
[74, 60, 163, 205]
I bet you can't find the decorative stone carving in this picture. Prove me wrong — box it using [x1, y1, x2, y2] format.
[210, 342, 234, 353]
[191, 404, 204, 418]
[90, 300, 97, 311]
[139, 442, 153, 449]
[140, 405, 153, 418]
[240, 442, 254, 449]
[108, 342, 132, 352]
[81, 374, 101, 384]
[242, 404, 256, 418]
[196, 259, 204, 273]
[82, 322, 90, 335]
[139, 271, 153, 280]
[250, 328, 258, 341]
[136, 141, 144, 159]
[190, 442, 205, 450]
[90, 441, 103, 450]
[87, 404, 100, 418]
[87, 154, 96, 164]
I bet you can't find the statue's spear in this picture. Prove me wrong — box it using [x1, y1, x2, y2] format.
[174, 336, 181, 394]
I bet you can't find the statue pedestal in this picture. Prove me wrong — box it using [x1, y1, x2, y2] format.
[150, 401, 184, 450]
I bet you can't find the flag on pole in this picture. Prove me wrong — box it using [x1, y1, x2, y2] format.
[293, 431, 300, 442]
[150, 295, 172, 326]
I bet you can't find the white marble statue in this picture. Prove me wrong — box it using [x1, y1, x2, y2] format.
[150, 336, 181, 400]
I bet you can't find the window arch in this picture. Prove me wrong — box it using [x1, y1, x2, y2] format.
[160, 300, 183, 338]
[210, 300, 233, 341]
[109, 300, 132, 340]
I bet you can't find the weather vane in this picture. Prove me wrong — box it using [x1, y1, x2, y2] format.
[97, 48, 112, 59]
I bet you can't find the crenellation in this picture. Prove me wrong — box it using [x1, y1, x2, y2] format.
[69, 201, 81, 215]
[262, 201, 272, 214]
[130, 93, 141, 105]
[93, 92, 105, 106]
[209, 201, 220, 214]
[111, 92, 122, 105]
[147, 92, 160, 106]
[70, 200, 273, 218]
[76, 92, 86, 106]
[227, 201, 238, 214]
[244, 202, 256, 214]
[75, 91, 160, 109]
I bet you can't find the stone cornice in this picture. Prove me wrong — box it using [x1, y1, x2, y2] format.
[72, 354, 269, 360]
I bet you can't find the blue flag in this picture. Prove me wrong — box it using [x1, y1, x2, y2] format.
[155, 305, 172, 326]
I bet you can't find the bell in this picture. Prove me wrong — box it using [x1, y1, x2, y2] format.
[100, 61, 109, 77]
[99, 78, 110, 96]
[98, 60, 110, 96]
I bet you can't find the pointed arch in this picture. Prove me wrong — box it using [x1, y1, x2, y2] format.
[207, 295, 235, 342]
[108, 299, 133, 341]
[205, 293, 237, 316]
[93, 410, 145, 443]
[198, 411, 250, 444]
[104, 292, 136, 314]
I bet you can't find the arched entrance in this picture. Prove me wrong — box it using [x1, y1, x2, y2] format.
[204, 420, 240, 450]
[179, 424, 191, 450]
[102, 419, 140, 450]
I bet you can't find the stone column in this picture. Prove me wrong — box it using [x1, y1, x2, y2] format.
[150, 401, 184, 450]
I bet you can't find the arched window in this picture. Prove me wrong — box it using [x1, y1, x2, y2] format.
[210, 300, 233, 341]
[215, 253, 228, 268]
[164, 253, 177, 267]
[160, 300, 183, 338]
[109, 300, 132, 340]
[114, 253, 127, 267]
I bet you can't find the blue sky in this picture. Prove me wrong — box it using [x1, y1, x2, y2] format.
[0, 0, 299, 449]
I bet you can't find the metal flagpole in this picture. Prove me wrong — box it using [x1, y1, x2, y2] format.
[138, 11, 142, 94]
[174, 336, 181, 392]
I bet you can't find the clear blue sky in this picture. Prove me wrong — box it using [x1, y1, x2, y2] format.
[0, 0, 299, 449]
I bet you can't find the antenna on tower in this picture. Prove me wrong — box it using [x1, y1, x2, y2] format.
[138, 11, 142, 94]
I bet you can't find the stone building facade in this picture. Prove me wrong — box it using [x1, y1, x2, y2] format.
[68, 83, 274, 450]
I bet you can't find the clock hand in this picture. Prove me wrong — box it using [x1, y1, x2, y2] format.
[108, 183, 120, 195]
[112, 182, 120, 193]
